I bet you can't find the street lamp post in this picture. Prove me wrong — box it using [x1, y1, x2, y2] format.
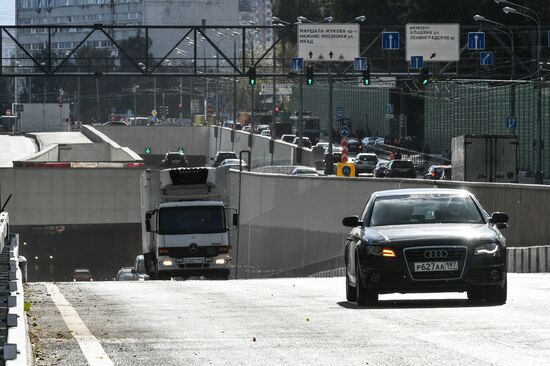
[133, 85, 139, 119]
[473, 15, 515, 80]
[500, 0, 543, 183]
[473, 14, 517, 136]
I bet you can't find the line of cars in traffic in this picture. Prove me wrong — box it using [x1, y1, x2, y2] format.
[72, 255, 150, 282]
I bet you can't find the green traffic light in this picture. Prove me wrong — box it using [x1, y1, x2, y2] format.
[423, 79, 429, 85]
[363, 79, 370, 86]
[307, 78, 313, 85]
[145, 147, 151, 154]
[249, 79, 255, 86]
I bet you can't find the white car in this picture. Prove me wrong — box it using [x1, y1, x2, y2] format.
[220, 158, 248, 169]
[292, 136, 312, 148]
[242, 125, 252, 133]
[260, 129, 271, 136]
[281, 134, 296, 143]
[257, 124, 270, 133]
[291, 167, 320, 176]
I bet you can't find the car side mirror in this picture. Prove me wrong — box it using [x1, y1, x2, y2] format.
[131, 269, 137, 274]
[496, 223, 508, 230]
[489, 212, 508, 224]
[232, 212, 239, 226]
[342, 215, 362, 227]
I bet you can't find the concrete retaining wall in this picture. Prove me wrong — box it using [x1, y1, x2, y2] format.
[24, 144, 58, 162]
[0, 168, 142, 226]
[93, 125, 210, 157]
[229, 171, 550, 278]
[58, 144, 109, 161]
[209, 126, 312, 168]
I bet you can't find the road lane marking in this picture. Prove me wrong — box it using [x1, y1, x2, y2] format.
[44, 283, 114, 366]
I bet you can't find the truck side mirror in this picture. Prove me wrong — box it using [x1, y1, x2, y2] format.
[232, 212, 239, 226]
[145, 210, 154, 232]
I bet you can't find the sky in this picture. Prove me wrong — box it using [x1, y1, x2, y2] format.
[0, 0, 15, 25]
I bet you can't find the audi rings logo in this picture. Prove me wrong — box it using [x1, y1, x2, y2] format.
[424, 249, 448, 259]
[189, 243, 199, 254]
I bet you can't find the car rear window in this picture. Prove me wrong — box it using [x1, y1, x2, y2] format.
[392, 161, 414, 168]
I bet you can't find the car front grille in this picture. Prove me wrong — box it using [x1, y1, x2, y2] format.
[404, 246, 468, 281]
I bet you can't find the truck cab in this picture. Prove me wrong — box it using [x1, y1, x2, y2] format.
[142, 167, 236, 280]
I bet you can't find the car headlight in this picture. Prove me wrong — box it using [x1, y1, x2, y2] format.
[367, 246, 396, 257]
[474, 243, 499, 255]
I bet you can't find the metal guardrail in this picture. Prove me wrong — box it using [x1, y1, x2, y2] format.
[310, 246, 550, 278]
[370, 143, 451, 171]
[0, 213, 30, 366]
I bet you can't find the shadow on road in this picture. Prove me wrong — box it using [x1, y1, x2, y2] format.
[337, 299, 501, 309]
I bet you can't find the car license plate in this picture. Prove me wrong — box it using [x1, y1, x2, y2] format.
[184, 257, 205, 264]
[414, 261, 459, 272]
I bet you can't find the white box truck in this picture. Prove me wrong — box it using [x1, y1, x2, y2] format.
[140, 167, 236, 280]
[451, 135, 518, 183]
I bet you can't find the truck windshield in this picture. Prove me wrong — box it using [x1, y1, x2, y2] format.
[159, 206, 225, 235]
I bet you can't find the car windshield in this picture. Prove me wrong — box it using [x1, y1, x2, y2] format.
[166, 154, 184, 161]
[159, 206, 226, 235]
[358, 155, 377, 162]
[368, 194, 484, 226]
[117, 273, 136, 280]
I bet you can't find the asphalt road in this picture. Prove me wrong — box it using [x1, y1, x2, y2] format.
[0, 135, 36, 167]
[27, 274, 550, 366]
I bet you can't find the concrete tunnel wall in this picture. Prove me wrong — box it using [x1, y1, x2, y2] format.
[94, 125, 210, 157]
[0, 168, 142, 226]
[209, 126, 312, 168]
[228, 171, 550, 278]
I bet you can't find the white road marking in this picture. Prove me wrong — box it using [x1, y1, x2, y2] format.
[44, 283, 114, 366]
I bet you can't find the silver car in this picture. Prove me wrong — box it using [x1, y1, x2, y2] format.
[354, 153, 379, 175]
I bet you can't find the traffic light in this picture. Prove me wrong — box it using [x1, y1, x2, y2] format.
[274, 104, 281, 113]
[362, 69, 370, 86]
[420, 67, 430, 86]
[248, 67, 256, 86]
[305, 66, 314, 85]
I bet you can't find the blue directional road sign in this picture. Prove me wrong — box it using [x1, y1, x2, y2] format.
[382, 32, 399, 50]
[468, 32, 485, 50]
[385, 104, 394, 114]
[506, 116, 518, 129]
[336, 106, 344, 119]
[354, 57, 368, 71]
[339, 125, 350, 138]
[410, 56, 424, 69]
[480, 51, 493, 66]
[290, 57, 304, 72]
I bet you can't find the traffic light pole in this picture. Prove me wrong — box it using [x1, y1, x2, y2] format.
[297, 73, 303, 164]
[325, 69, 334, 175]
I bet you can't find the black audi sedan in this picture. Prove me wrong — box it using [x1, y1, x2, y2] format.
[343, 188, 508, 306]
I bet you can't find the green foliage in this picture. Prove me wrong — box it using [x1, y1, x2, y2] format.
[273, 0, 550, 25]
